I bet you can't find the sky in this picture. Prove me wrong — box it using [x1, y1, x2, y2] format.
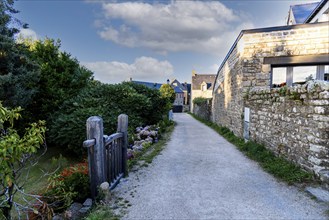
[15, 0, 319, 84]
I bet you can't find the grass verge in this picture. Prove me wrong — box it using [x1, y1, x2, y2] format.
[84, 205, 119, 220]
[189, 113, 314, 185]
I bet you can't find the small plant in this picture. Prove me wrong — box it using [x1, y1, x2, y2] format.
[84, 204, 119, 220]
[278, 86, 288, 96]
[193, 97, 210, 105]
[42, 161, 90, 212]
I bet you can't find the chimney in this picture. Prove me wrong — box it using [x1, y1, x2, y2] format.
[167, 79, 170, 84]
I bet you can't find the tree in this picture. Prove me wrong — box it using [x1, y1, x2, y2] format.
[0, 0, 40, 110]
[159, 84, 175, 111]
[0, 102, 46, 219]
[23, 38, 93, 123]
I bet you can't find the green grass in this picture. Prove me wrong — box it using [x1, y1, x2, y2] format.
[189, 113, 314, 185]
[84, 205, 119, 220]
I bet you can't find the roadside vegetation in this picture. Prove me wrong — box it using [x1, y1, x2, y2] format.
[128, 120, 175, 169]
[189, 113, 315, 185]
[84, 120, 175, 220]
[0, 1, 175, 218]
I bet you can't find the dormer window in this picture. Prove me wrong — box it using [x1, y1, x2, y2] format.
[201, 82, 207, 91]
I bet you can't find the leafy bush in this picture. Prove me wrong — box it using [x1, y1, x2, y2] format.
[0, 102, 46, 219]
[49, 81, 172, 156]
[23, 38, 93, 123]
[193, 97, 210, 105]
[43, 162, 89, 212]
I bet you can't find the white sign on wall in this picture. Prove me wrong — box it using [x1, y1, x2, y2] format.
[244, 107, 250, 122]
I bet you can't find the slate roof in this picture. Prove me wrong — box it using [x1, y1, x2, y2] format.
[132, 80, 162, 90]
[291, 2, 319, 24]
[305, 0, 328, 23]
[192, 74, 216, 90]
[174, 87, 184, 93]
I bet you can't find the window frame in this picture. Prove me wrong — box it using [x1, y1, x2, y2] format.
[271, 64, 328, 88]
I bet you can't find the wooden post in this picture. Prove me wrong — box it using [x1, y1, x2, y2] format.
[117, 114, 128, 177]
[86, 116, 105, 199]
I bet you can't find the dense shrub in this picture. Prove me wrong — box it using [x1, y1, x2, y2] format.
[23, 38, 93, 123]
[49, 81, 171, 156]
[193, 97, 210, 105]
[43, 162, 89, 212]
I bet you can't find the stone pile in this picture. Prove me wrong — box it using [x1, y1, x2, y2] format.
[127, 125, 159, 159]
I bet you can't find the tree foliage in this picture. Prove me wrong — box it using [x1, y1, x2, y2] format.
[0, 0, 40, 110]
[159, 84, 175, 103]
[0, 102, 46, 219]
[49, 81, 171, 156]
[23, 38, 93, 122]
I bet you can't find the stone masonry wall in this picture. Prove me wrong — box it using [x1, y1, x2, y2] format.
[212, 22, 329, 185]
[245, 81, 329, 183]
[191, 89, 213, 113]
[212, 22, 329, 137]
[193, 99, 212, 121]
[241, 23, 329, 89]
[212, 46, 244, 137]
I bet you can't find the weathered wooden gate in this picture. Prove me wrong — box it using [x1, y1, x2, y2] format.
[83, 114, 128, 199]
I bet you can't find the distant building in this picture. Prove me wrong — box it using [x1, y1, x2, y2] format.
[190, 71, 216, 113]
[130, 78, 191, 112]
[170, 79, 190, 105]
[287, 0, 329, 25]
[130, 79, 163, 90]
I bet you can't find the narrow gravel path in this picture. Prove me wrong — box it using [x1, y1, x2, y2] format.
[114, 113, 327, 219]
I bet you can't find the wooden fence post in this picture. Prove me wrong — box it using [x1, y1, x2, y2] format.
[117, 114, 128, 177]
[86, 116, 105, 199]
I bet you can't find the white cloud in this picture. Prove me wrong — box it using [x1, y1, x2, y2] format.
[82, 56, 174, 84]
[97, 1, 254, 55]
[17, 28, 38, 41]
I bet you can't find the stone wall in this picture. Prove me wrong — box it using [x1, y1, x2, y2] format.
[212, 22, 329, 137]
[191, 89, 213, 113]
[212, 46, 244, 137]
[193, 99, 212, 121]
[245, 81, 329, 183]
[212, 22, 329, 186]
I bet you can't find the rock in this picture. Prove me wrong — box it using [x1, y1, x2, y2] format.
[145, 136, 153, 143]
[127, 149, 134, 159]
[79, 206, 90, 214]
[100, 182, 109, 191]
[140, 130, 150, 137]
[83, 198, 92, 207]
[52, 215, 64, 220]
[134, 140, 144, 146]
[149, 130, 158, 137]
[305, 187, 329, 203]
[64, 202, 83, 220]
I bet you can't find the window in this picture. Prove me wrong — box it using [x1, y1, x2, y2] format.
[272, 65, 329, 88]
[272, 67, 286, 87]
[325, 65, 329, 81]
[293, 66, 316, 85]
[201, 84, 207, 91]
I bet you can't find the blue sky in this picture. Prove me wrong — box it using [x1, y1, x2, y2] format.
[15, 0, 318, 84]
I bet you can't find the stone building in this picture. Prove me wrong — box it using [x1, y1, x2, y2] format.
[190, 71, 216, 113]
[212, 0, 329, 185]
[131, 78, 191, 112]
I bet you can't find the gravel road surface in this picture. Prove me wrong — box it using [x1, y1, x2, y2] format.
[113, 113, 327, 219]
